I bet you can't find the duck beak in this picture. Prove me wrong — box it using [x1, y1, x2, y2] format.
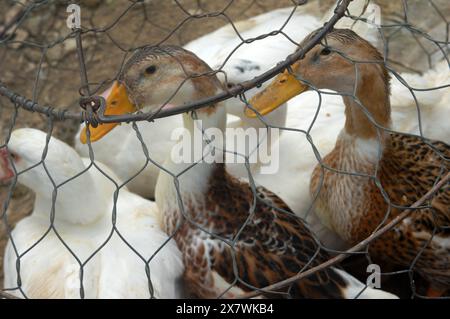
[0, 148, 14, 183]
[245, 67, 309, 118]
[80, 81, 137, 144]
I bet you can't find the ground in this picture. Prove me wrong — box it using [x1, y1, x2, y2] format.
[0, 0, 448, 297]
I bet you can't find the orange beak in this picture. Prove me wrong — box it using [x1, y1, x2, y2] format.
[245, 66, 309, 118]
[80, 81, 137, 144]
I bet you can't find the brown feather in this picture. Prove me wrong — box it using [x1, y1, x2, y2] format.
[172, 164, 350, 298]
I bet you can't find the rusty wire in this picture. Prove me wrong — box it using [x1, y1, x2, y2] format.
[0, 0, 449, 299]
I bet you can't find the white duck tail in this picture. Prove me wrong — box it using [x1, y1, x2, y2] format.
[333, 268, 399, 299]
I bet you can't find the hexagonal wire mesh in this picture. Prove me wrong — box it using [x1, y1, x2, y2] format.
[0, 0, 449, 299]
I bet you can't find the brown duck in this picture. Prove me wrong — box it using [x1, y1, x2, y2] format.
[248, 28, 450, 297]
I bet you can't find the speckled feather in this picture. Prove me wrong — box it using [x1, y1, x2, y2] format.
[168, 164, 350, 299]
[311, 133, 450, 289]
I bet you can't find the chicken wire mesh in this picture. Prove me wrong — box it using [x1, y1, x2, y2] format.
[0, 0, 449, 299]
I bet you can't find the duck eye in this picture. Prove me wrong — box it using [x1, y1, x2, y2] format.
[10, 152, 19, 162]
[145, 65, 157, 75]
[320, 48, 332, 56]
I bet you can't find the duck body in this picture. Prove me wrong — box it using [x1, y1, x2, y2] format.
[156, 111, 346, 298]
[311, 131, 450, 289]
[158, 158, 360, 298]
[2, 128, 183, 298]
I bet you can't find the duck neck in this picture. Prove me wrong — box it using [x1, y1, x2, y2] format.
[180, 105, 227, 176]
[342, 69, 391, 141]
[32, 164, 109, 225]
[156, 105, 227, 212]
[330, 69, 392, 171]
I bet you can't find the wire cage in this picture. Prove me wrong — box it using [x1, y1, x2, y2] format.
[0, 0, 449, 299]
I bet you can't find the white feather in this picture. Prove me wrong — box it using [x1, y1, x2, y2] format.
[4, 128, 184, 299]
[333, 268, 399, 299]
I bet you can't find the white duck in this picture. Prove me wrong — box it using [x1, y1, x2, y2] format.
[0, 128, 183, 299]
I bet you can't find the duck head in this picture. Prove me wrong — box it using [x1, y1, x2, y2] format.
[1, 128, 87, 193]
[80, 45, 222, 144]
[247, 28, 391, 138]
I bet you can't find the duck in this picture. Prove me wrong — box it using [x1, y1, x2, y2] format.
[279, 60, 450, 203]
[247, 28, 450, 297]
[236, 60, 450, 250]
[86, 44, 398, 298]
[0, 128, 184, 299]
